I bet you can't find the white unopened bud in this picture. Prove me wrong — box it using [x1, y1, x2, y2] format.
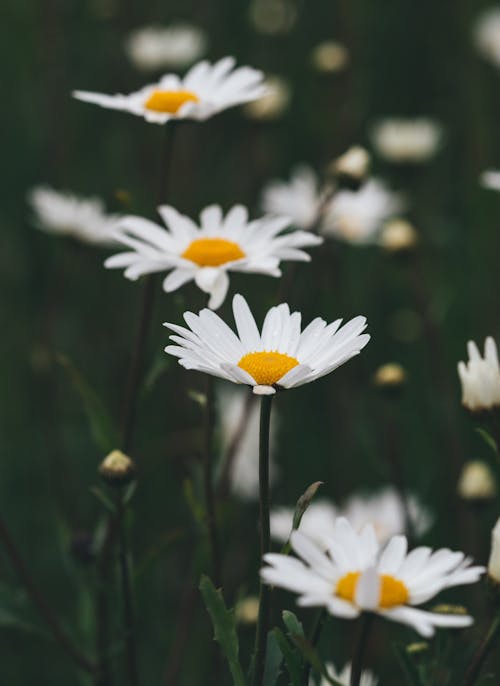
[380, 219, 419, 253]
[457, 461, 497, 501]
[488, 518, 500, 584]
[330, 146, 370, 185]
[235, 596, 259, 624]
[310, 41, 349, 73]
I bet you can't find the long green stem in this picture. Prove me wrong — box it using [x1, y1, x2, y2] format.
[302, 609, 327, 685]
[203, 375, 222, 586]
[350, 613, 374, 686]
[461, 614, 500, 686]
[252, 394, 273, 686]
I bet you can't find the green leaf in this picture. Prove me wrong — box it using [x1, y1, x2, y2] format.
[282, 610, 305, 639]
[290, 635, 343, 686]
[475, 428, 498, 456]
[263, 630, 282, 686]
[272, 628, 302, 686]
[57, 354, 119, 453]
[90, 486, 116, 514]
[393, 643, 425, 686]
[184, 479, 206, 527]
[199, 575, 246, 686]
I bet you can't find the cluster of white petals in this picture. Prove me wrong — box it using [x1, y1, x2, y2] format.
[371, 118, 442, 163]
[474, 8, 500, 68]
[457, 337, 500, 412]
[125, 24, 207, 71]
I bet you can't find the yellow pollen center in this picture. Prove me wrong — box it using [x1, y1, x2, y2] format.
[336, 571, 409, 609]
[181, 238, 246, 267]
[144, 89, 200, 114]
[238, 351, 299, 386]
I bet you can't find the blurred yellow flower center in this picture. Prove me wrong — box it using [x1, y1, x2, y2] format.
[144, 89, 200, 114]
[238, 351, 299, 386]
[336, 571, 409, 609]
[182, 238, 246, 267]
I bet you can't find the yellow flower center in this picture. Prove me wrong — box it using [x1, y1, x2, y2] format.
[181, 238, 246, 267]
[144, 89, 200, 114]
[238, 351, 299, 386]
[336, 571, 409, 609]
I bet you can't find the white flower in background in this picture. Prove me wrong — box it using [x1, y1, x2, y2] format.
[164, 294, 370, 395]
[73, 56, 266, 124]
[261, 518, 484, 637]
[330, 146, 370, 184]
[480, 169, 500, 191]
[322, 178, 403, 244]
[488, 517, 500, 583]
[379, 219, 419, 253]
[219, 387, 278, 500]
[271, 501, 338, 547]
[371, 118, 442, 164]
[458, 337, 500, 412]
[28, 186, 120, 247]
[106, 205, 321, 309]
[261, 166, 323, 230]
[125, 24, 207, 71]
[243, 75, 291, 120]
[311, 662, 377, 686]
[474, 8, 500, 68]
[458, 461, 497, 501]
[310, 41, 349, 73]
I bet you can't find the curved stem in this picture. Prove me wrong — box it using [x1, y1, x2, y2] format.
[203, 375, 222, 587]
[461, 614, 500, 686]
[252, 395, 273, 686]
[0, 514, 95, 674]
[350, 613, 374, 686]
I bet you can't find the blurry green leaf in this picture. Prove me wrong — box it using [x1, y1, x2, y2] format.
[282, 610, 305, 639]
[393, 643, 425, 686]
[199, 575, 246, 686]
[188, 389, 207, 408]
[123, 481, 137, 506]
[281, 482, 323, 554]
[263, 630, 282, 686]
[142, 354, 170, 395]
[476, 428, 498, 457]
[184, 479, 205, 527]
[57, 354, 119, 453]
[290, 635, 342, 686]
[0, 608, 47, 639]
[272, 628, 302, 686]
[90, 486, 116, 514]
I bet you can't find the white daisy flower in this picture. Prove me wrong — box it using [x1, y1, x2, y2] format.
[105, 204, 321, 310]
[311, 662, 377, 686]
[261, 518, 484, 637]
[125, 24, 207, 72]
[321, 178, 403, 244]
[371, 118, 442, 164]
[219, 386, 278, 500]
[480, 169, 500, 191]
[488, 517, 500, 584]
[164, 294, 370, 396]
[271, 501, 338, 547]
[73, 56, 266, 124]
[457, 337, 500, 412]
[261, 166, 323, 230]
[474, 8, 500, 68]
[28, 186, 120, 247]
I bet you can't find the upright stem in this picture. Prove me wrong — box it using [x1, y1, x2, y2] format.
[461, 614, 500, 686]
[0, 514, 95, 674]
[252, 395, 273, 686]
[302, 609, 327, 685]
[350, 613, 374, 686]
[203, 375, 222, 586]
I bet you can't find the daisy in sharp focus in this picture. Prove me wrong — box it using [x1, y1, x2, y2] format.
[164, 294, 370, 395]
[457, 337, 500, 413]
[105, 204, 322, 309]
[73, 56, 266, 124]
[261, 165, 324, 230]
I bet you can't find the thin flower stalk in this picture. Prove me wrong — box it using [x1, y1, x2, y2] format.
[350, 614, 374, 686]
[461, 614, 500, 686]
[203, 375, 222, 586]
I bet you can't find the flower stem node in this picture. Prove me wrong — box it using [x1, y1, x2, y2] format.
[457, 461, 497, 502]
[328, 146, 370, 190]
[373, 363, 407, 395]
[99, 450, 136, 486]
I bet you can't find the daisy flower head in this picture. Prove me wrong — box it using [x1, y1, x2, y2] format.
[164, 294, 370, 396]
[457, 337, 500, 413]
[311, 662, 377, 686]
[105, 204, 321, 310]
[73, 56, 267, 124]
[28, 186, 120, 247]
[321, 178, 403, 245]
[371, 118, 442, 164]
[261, 165, 323, 230]
[125, 23, 207, 72]
[261, 518, 484, 637]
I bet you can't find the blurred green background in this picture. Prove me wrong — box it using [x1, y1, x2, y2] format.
[2, 0, 500, 683]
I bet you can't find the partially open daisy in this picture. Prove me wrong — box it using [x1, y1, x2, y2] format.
[105, 205, 321, 309]
[73, 56, 266, 124]
[164, 294, 370, 395]
[261, 518, 484, 637]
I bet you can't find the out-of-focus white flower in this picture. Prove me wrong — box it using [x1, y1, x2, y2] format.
[372, 363, 407, 389]
[311, 662, 377, 686]
[271, 501, 337, 547]
[125, 24, 207, 72]
[248, 0, 297, 35]
[73, 57, 266, 124]
[310, 41, 349, 73]
[458, 461, 497, 501]
[322, 179, 403, 244]
[379, 219, 419, 253]
[474, 8, 500, 68]
[371, 118, 442, 164]
[488, 517, 500, 583]
[106, 204, 320, 310]
[164, 294, 370, 395]
[243, 75, 291, 120]
[219, 387, 278, 500]
[28, 186, 120, 247]
[458, 337, 500, 413]
[480, 169, 500, 191]
[261, 166, 323, 230]
[262, 518, 484, 637]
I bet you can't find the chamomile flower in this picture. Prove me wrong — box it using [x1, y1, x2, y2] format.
[311, 662, 377, 686]
[28, 186, 120, 247]
[164, 294, 370, 395]
[371, 118, 442, 164]
[105, 205, 321, 309]
[125, 24, 207, 72]
[261, 166, 323, 230]
[457, 337, 500, 413]
[261, 518, 484, 637]
[73, 56, 266, 124]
